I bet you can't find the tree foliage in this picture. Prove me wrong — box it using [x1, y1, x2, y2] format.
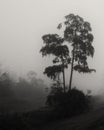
[58, 14, 95, 72]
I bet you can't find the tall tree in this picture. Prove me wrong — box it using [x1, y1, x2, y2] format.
[40, 13, 95, 92]
[58, 14, 95, 90]
[40, 34, 70, 93]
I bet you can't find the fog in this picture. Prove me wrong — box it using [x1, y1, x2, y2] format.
[0, 70, 48, 113]
[0, 0, 104, 95]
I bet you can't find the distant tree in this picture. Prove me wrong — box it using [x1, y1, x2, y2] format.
[40, 13, 95, 92]
[0, 72, 12, 97]
[0, 72, 16, 113]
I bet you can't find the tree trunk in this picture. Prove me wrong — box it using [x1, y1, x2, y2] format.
[61, 57, 66, 93]
[69, 47, 75, 91]
[62, 66, 66, 93]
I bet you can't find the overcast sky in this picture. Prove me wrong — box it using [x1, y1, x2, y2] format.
[0, 0, 104, 94]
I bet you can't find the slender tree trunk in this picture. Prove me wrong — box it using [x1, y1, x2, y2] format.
[69, 47, 75, 91]
[57, 73, 60, 87]
[62, 66, 66, 93]
[61, 57, 66, 93]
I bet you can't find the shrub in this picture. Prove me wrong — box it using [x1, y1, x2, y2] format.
[46, 87, 91, 118]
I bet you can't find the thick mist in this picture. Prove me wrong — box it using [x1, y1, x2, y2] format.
[0, 70, 48, 113]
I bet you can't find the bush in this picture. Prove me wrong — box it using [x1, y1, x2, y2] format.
[46, 87, 91, 118]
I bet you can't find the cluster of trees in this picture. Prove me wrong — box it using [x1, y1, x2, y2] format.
[40, 14, 95, 117]
[40, 13, 95, 92]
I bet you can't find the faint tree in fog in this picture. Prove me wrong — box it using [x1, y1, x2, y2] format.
[40, 13, 95, 92]
[0, 72, 16, 112]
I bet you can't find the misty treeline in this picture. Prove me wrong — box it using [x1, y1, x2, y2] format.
[0, 70, 47, 113]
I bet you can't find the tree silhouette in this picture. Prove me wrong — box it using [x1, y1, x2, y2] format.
[40, 13, 95, 92]
[40, 34, 70, 93]
[58, 14, 95, 90]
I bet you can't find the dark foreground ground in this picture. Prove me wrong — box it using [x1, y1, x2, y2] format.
[1, 97, 104, 130]
[40, 107, 104, 130]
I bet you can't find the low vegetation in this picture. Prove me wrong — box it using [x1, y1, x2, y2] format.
[46, 87, 91, 119]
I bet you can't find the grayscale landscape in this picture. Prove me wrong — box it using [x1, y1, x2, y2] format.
[0, 0, 104, 130]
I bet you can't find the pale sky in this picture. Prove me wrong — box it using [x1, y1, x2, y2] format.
[0, 0, 104, 94]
